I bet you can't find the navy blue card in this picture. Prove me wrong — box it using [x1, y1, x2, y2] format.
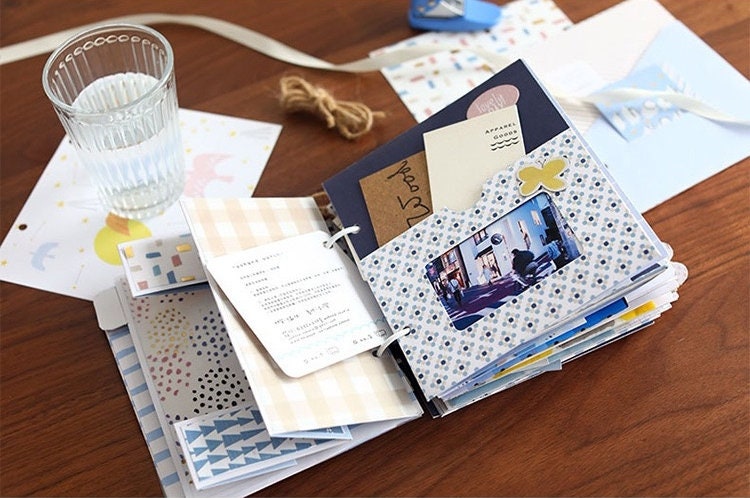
[323, 60, 569, 260]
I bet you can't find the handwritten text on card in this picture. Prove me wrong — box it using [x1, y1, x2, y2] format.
[359, 150, 433, 247]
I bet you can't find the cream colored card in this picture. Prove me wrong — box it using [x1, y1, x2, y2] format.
[423, 105, 525, 211]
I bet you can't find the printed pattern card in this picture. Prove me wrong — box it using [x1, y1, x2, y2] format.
[374, 0, 572, 122]
[114, 279, 282, 496]
[118, 233, 207, 296]
[181, 197, 423, 435]
[0, 109, 281, 301]
[206, 230, 387, 377]
[105, 295, 410, 497]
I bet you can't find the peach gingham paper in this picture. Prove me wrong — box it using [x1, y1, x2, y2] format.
[181, 197, 422, 435]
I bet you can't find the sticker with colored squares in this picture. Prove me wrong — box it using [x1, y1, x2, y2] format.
[118, 234, 207, 296]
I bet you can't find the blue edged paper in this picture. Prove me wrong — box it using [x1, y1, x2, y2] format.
[585, 21, 750, 213]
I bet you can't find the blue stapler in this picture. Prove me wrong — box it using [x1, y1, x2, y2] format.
[408, 0, 502, 31]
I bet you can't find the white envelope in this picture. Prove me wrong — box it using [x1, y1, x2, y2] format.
[511, 0, 750, 212]
[511, 0, 676, 133]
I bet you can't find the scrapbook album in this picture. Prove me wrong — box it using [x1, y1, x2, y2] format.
[324, 59, 686, 415]
[94, 58, 686, 495]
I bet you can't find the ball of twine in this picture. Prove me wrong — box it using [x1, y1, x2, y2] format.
[279, 75, 384, 140]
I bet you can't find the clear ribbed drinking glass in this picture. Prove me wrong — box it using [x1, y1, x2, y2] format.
[42, 24, 185, 219]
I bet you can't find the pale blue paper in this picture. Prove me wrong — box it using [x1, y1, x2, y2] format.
[585, 21, 750, 213]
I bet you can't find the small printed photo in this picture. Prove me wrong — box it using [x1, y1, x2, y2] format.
[425, 193, 581, 330]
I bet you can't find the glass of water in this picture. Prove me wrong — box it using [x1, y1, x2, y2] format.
[42, 24, 185, 220]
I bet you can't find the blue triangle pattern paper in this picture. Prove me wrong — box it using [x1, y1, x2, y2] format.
[192, 446, 210, 457]
[254, 441, 271, 453]
[241, 429, 264, 440]
[207, 454, 228, 464]
[270, 437, 287, 449]
[243, 450, 261, 464]
[199, 425, 216, 436]
[227, 449, 245, 461]
[206, 439, 223, 451]
[222, 433, 243, 447]
[175, 403, 347, 489]
[215, 419, 240, 433]
[184, 429, 203, 444]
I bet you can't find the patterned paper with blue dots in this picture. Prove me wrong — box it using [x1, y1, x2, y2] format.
[360, 128, 670, 401]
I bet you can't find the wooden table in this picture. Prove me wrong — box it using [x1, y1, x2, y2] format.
[1, 1, 748, 496]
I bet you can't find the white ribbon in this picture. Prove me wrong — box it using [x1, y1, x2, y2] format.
[2, 12, 746, 126]
[0, 12, 511, 70]
[583, 87, 750, 125]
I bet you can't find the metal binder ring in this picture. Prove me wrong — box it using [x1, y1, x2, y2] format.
[374, 326, 412, 358]
[323, 225, 360, 249]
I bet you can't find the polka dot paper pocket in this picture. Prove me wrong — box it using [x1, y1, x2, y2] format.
[360, 128, 673, 406]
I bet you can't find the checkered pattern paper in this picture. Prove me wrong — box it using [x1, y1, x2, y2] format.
[181, 197, 423, 435]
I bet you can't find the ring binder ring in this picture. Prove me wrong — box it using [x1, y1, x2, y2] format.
[374, 326, 412, 358]
[323, 225, 360, 249]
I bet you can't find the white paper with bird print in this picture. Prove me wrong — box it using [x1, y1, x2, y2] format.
[0, 108, 281, 300]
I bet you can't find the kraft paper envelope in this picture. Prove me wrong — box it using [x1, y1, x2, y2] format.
[359, 151, 432, 247]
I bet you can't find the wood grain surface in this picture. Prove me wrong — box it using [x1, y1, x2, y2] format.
[1, 1, 748, 496]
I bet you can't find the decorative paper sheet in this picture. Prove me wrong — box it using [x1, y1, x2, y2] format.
[375, 0, 572, 122]
[117, 278, 365, 495]
[118, 233, 207, 296]
[105, 326, 185, 496]
[175, 405, 345, 489]
[0, 109, 281, 301]
[495, 0, 750, 212]
[181, 197, 423, 435]
[105, 294, 412, 497]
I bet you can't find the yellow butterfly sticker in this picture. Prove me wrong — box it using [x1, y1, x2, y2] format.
[517, 157, 568, 196]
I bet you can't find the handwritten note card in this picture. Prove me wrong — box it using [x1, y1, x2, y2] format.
[424, 105, 525, 211]
[206, 230, 388, 377]
[359, 151, 432, 247]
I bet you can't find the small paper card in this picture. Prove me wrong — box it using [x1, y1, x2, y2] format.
[206, 230, 388, 377]
[359, 151, 432, 247]
[423, 105, 525, 211]
[118, 233, 207, 296]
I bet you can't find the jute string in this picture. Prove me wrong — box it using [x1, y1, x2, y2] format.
[279, 76, 385, 140]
